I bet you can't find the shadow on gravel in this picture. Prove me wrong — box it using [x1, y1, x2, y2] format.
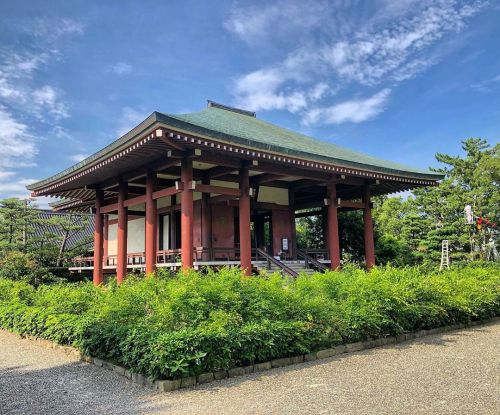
[177, 324, 490, 394]
[1, 323, 495, 412]
[0, 362, 168, 415]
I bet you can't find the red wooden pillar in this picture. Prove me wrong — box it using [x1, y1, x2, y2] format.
[239, 163, 252, 275]
[201, 175, 212, 260]
[363, 185, 376, 269]
[116, 181, 128, 284]
[103, 214, 109, 264]
[327, 183, 341, 270]
[93, 190, 104, 285]
[289, 189, 297, 260]
[145, 171, 157, 274]
[181, 158, 194, 269]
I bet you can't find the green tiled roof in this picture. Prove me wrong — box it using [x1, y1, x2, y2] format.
[28, 104, 442, 191]
[160, 106, 439, 178]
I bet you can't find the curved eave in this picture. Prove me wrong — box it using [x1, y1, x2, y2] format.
[28, 112, 444, 195]
[27, 112, 162, 191]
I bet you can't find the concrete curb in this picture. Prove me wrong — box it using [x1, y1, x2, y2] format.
[3, 316, 498, 393]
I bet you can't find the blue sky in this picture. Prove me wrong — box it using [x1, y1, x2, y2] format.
[0, 0, 499, 207]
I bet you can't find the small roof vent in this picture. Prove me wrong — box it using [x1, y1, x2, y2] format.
[207, 100, 256, 117]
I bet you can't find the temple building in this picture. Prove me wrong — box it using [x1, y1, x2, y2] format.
[27, 101, 442, 284]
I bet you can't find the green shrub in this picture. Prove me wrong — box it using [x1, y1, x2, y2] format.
[0, 251, 58, 286]
[0, 263, 498, 380]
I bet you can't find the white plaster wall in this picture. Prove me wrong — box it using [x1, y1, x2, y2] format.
[157, 196, 171, 208]
[258, 186, 289, 205]
[108, 223, 117, 256]
[107, 217, 145, 255]
[128, 217, 145, 253]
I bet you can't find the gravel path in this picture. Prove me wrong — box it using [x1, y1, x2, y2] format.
[1, 322, 499, 415]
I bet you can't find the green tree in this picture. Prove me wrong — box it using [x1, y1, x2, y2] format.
[296, 211, 325, 249]
[374, 138, 499, 264]
[0, 198, 39, 255]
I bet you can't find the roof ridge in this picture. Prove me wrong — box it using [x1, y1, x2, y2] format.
[207, 100, 256, 117]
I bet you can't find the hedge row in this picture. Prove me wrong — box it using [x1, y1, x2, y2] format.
[0, 263, 499, 380]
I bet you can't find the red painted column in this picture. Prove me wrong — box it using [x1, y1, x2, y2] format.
[116, 181, 128, 284]
[363, 185, 376, 269]
[327, 183, 341, 270]
[93, 190, 104, 285]
[201, 175, 212, 260]
[239, 163, 252, 275]
[181, 158, 194, 269]
[103, 214, 109, 264]
[145, 171, 157, 274]
[289, 189, 297, 260]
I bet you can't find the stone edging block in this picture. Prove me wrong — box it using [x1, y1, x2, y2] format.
[3, 316, 498, 393]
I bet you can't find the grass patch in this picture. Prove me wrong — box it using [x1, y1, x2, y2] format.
[0, 263, 498, 380]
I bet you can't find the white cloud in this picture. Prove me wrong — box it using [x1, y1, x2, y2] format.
[0, 51, 50, 79]
[32, 85, 69, 119]
[0, 107, 39, 201]
[0, 77, 25, 100]
[471, 74, 500, 92]
[30, 17, 85, 40]
[0, 106, 37, 169]
[234, 67, 330, 113]
[0, 51, 71, 121]
[0, 51, 51, 104]
[68, 153, 89, 163]
[225, 0, 327, 43]
[303, 89, 391, 125]
[116, 107, 147, 137]
[109, 62, 132, 75]
[0, 175, 53, 209]
[228, 0, 486, 125]
[0, 170, 16, 180]
[0, 177, 39, 194]
[0, 17, 84, 200]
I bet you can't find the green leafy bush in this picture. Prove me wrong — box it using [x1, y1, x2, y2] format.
[0, 251, 58, 286]
[0, 263, 498, 380]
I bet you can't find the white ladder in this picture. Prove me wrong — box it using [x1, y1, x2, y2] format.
[440, 240, 449, 270]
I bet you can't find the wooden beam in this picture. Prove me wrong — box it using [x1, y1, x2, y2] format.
[152, 184, 182, 200]
[100, 203, 119, 214]
[295, 209, 322, 218]
[123, 194, 146, 208]
[205, 165, 236, 179]
[225, 200, 290, 211]
[98, 157, 181, 190]
[251, 173, 285, 186]
[290, 179, 325, 193]
[334, 176, 367, 186]
[194, 152, 243, 169]
[338, 200, 365, 209]
[208, 194, 237, 205]
[253, 161, 331, 182]
[295, 200, 323, 210]
[253, 201, 289, 211]
[156, 129, 185, 151]
[195, 183, 241, 196]
[128, 210, 146, 217]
